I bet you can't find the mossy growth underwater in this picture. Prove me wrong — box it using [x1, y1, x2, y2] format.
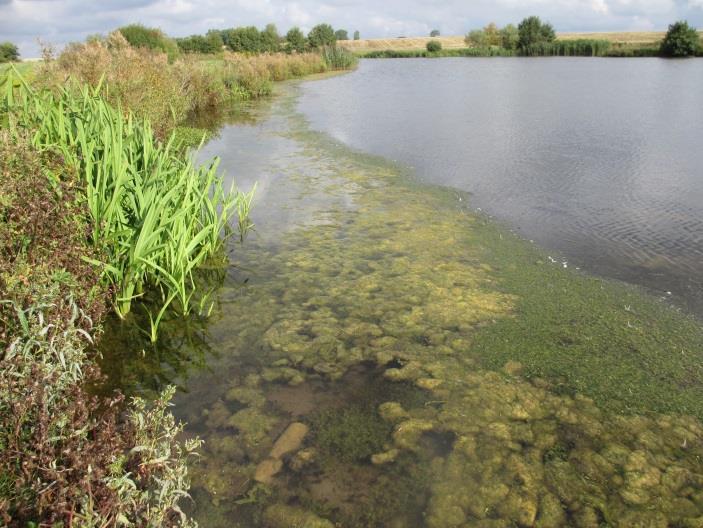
[101, 82, 703, 527]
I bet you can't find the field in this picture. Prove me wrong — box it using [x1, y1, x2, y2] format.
[341, 31, 703, 53]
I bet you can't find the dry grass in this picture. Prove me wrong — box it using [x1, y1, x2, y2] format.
[341, 31, 703, 52]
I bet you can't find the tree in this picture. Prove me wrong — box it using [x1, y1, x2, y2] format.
[354, 30, 360, 40]
[285, 27, 307, 53]
[426, 40, 442, 52]
[465, 29, 487, 47]
[205, 30, 224, 52]
[308, 24, 336, 48]
[660, 20, 700, 57]
[483, 23, 502, 46]
[517, 16, 555, 50]
[261, 23, 281, 52]
[223, 26, 262, 52]
[0, 42, 19, 63]
[430, 29, 440, 37]
[500, 24, 519, 50]
[335, 29, 349, 41]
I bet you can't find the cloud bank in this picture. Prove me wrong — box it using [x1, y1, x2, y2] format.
[0, 0, 701, 57]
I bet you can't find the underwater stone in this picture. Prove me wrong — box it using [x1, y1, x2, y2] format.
[371, 448, 400, 465]
[392, 418, 435, 451]
[270, 422, 309, 459]
[378, 402, 410, 423]
[263, 504, 335, 528]
[416, 377, 443, 391]
[289, 447, 317, 472]
[254, 457, 283, 484]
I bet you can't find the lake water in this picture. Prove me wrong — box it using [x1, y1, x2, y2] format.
[101, 61, 703, 527]
[298, 58, 703, 317]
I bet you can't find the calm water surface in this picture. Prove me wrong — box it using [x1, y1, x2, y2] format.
[299, 58, 703, 316]
[101, 63, 703, 527]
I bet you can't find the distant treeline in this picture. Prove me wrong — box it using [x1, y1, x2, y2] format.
[175, 23, 359, 54]
[364, 17, 701, 59]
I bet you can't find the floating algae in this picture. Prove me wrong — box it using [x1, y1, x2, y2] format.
[101, 82, 703, 527]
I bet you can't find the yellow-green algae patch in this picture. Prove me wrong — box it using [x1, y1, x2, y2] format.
[101, 83, 703, 527]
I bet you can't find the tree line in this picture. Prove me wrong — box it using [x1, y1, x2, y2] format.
[176, 23, 361, 55]
[461, 16, 701, 57]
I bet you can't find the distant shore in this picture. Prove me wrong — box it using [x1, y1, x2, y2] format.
[339, 30, 703, 54]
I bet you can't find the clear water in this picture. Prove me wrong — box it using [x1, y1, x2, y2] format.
[100, 66, 703, 528]
[298, 58, 703, 317]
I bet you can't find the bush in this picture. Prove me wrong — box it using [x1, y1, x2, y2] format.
[118, 23, 178, 61]
[660, 20, 700, 57]
[354, 30, 361, 40]
[426, 40, 442, 52]
[0, 42, 19, 63]
[518, 16, 556, 50]
[465, 29, 486, 47]
[430, 29, 440, 37]
[308, 24, 336, 49]
[335, 29, 349, 41]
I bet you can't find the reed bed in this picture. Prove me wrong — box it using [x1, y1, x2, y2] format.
[521, 39, 612, 56]
[2, 70, 251, 338]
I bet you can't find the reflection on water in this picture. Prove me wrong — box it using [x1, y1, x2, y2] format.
[298, 58, 703, 318]
[101, 80, 703, 527]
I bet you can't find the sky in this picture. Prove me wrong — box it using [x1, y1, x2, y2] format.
[1, 0, 702, 57]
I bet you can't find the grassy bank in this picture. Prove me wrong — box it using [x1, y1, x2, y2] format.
[0, 28, 358, 523]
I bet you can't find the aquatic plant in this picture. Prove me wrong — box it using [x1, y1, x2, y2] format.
[320, 46, 358, 70]
[2, 69, 251, 337]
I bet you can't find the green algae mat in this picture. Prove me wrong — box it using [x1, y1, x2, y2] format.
[100, 83, 703, 527]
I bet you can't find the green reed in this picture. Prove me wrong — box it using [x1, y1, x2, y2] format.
[2, 69, 252, 338]
[321, 46, 359, 69]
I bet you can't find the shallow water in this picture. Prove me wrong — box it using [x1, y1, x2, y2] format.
[100, 78, 703, 527]
[298, 58, 703, 318]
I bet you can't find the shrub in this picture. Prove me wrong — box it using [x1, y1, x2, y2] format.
[118, 23, 179, 61]
[46, 32, 191, 136]
[518, 16, 556, 50]
[465, 29, 486, 47]
[426, 40, 443, 52]
[0, 42, 19, 63]
[354, 30, 361, 40]
[335, 29, 349, 41]
[430, 29, 440, 37]
[308, 24, 336, 49]
[660, 20, 700, 57]
[285, 27, 307, 53]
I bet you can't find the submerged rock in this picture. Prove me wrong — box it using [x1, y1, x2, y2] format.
[270, 422, 309, 459]
[263, 504, 334, 528]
